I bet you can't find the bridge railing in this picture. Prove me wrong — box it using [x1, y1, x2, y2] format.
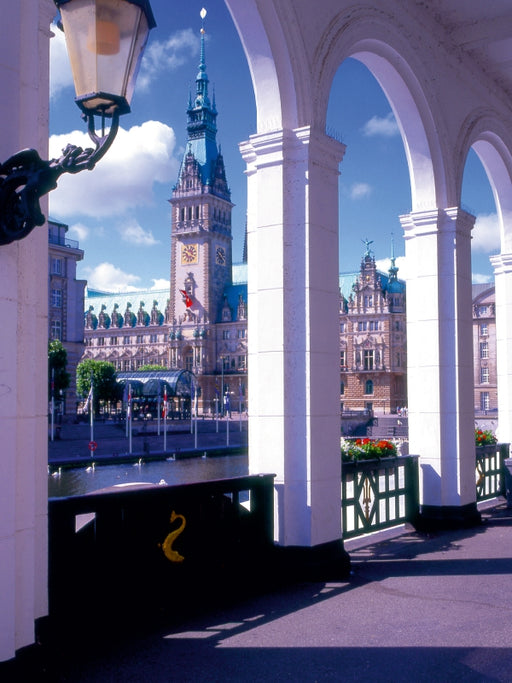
[341, 443, 510, 539]
[341, 455, 420, 539]
[48, 474, 275, 627]
[476, 443, 509, 502]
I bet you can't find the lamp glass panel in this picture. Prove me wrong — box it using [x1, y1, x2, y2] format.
[60, 0, 149, 115]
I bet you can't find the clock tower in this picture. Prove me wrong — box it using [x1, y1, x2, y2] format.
[169, 16, 233, 329]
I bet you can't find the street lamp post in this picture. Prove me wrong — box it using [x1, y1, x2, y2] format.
[221, 358, 225, 417]
[0, 0, 156, 246]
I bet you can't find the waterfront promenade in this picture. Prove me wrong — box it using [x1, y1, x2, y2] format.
[48, 416, 247, 466]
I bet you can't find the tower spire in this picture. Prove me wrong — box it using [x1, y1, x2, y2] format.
[195, 8, 209, 108]
[389, 233, 399, 281]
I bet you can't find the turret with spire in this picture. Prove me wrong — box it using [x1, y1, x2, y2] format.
[169, 8, 234, 327]
[173, 8, 229, 201]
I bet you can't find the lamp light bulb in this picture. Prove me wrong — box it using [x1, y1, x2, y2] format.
[88, 19, 120, 55]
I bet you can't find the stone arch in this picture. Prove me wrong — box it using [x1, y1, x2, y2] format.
[313, 10, 450, 211]
[225, 0, 302, 131]
[457, 113, 512, 252]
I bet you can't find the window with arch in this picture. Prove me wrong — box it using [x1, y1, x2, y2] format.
[364, 379, 374, 395]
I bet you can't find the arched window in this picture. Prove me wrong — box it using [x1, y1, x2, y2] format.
[340, 381, 345, 395]
[364, 379, 374, 395]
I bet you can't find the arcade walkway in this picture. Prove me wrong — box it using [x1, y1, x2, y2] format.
[22, 501, 512, 681]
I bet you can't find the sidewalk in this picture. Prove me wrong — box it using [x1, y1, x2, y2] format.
[48, 417, 247, 465]
[37, 501, 512, 682]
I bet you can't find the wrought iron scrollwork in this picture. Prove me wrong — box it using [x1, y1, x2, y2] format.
[0, 111, 119, 246]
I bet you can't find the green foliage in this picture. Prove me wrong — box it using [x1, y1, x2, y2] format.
[48, 340, 70, 401]
[76, 359, 120, 413]
[138, 364, 165, 372]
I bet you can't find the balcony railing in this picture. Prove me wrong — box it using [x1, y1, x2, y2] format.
[341, 455, 420, 539]
[476, 443, 509, 501]
[49, 233, 79, 249]
[341, 443, 510, 540]
[48, 474, 275, 626]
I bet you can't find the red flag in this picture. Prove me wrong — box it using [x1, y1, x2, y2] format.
[179, 289, 193, 308]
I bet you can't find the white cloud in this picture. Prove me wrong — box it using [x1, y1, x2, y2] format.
[119, 219, 159, 246]
[472, 272, 493, 284]
[362, 113, 399, 138]
[67, 222, 90, 242]
[376, 255, 411, 281]
[137, 28, 199, 91]
[48, 120, 178, 218]
[350, 182, 372, 200]
[472, 213, 500, 254]
[84, 262, 141, 292]
[151, 278, 170, 290]
[49, 24, 74, 100]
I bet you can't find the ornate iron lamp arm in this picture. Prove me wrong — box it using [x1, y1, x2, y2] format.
[0, 111, 119, 246]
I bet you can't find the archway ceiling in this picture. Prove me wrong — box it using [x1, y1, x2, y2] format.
[425, 0, 512, 102]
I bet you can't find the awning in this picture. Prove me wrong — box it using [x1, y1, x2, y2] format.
[117, 370, 195, 398]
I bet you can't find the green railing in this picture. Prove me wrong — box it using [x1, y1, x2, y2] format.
[341, 443, 510, 540]
[341, 455, 420, 539]
[476, 443, 509, 502]
[48, 474, 275, 628]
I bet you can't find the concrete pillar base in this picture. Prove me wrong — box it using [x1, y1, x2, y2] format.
[416, 503, 482, 531]
[273, 540, 351, 582]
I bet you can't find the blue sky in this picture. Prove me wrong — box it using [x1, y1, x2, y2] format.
[49, 0, 499, 292]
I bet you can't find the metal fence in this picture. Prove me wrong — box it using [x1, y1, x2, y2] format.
[476, 443, 509, 501]
[48, 474, 275, 627]
[341, 444, 510, 540]
[341, 455, 420, 539]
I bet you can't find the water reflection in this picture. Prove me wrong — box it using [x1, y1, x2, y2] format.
[49, 455, 249, 498]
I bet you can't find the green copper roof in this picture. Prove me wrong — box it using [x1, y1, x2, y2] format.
[178, 19, 220, 188]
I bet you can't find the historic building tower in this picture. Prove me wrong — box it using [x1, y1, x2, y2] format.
[82, 16, 248, 414]
[165, 19, 246, 410]
[168, 24, 233, 329]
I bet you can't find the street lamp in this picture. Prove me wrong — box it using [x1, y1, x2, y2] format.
[0, 0, 156, 246]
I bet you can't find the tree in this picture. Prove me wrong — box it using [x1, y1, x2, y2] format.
[48, 340, 70, 402]
[138, 364, 165, 372]
[76, 359, 120, 414]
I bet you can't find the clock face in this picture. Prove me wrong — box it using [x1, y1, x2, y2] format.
[181, 243, 198, 265]
[215, 245, 226, 265]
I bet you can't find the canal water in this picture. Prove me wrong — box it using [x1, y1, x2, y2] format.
[48, 454, 249, 498]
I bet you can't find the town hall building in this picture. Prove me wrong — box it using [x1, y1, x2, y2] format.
[81, 20, 407, 416]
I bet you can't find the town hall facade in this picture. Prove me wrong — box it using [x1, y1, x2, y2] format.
[81, 19, 408, 415]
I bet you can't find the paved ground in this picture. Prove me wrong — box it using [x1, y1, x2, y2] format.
[23, 500, 512, 682]
[48, 417, 248, 465]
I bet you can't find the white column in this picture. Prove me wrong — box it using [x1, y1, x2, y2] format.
[490, 253, 512, 446]
[400, 208, 478, 526]
[241, 127, 347, 551]
[0, 0, 52, 663]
